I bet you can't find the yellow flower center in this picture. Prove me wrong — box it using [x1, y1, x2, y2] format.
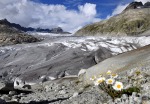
[108, 80, 112, 83]
[92, 76, 96, 79]
[117, 84, 121, 89]
[112, 74, 116, 77]
[98, 80, 102, 83]
[106, 70, 111, 75]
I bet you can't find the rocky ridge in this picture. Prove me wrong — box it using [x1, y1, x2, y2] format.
[0, 19, 70, 34]
[75, 2, 150, 36]
[0, 19, 40, 46]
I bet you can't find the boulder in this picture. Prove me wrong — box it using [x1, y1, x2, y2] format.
[79, 44, 150, 85]
[94, 47, 112, 63]
[0, 80, 14, 92]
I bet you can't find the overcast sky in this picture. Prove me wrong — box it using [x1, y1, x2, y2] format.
[0, 0, 150, 33]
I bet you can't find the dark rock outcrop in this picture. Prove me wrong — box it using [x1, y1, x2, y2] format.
[0, 19, 34, 32]
[144, 2, 150, 8]
[124, 2, 143, 11]
[51, 27, 63, 33]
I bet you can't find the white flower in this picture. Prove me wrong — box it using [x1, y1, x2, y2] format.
[113, 81, 123, 91]
[106, 78, 115, 85]
[106, 70, 111, 75]
[111, 73, 118, 78]
[90, 75, 96, 81]
[94, 77, 105, 86]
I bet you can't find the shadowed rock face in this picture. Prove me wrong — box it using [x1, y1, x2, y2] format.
[80, 44, 150, 85]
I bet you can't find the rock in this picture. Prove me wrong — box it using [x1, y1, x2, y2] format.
[9, 91, 17, 96]
[144, 2, 150, 8]
[0, 80, 14, 92]
[0, 98, 6, 103]
[94, 47, 112, 63]
[51, 27, 63, 33]
[79, 44, 150, 85]
[124, 2, 143, 11]
[0, 80, 6, 90]
[59, 90, 67, 95]
[72, 92, 79, 98]
[1, 95, 11, 102]
[11, 98, 18, 102]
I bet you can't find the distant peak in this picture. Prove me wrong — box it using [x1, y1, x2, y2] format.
[0, 18, 10, 25]
[123, 1, 150, 12]
[123, 1, 143, 11]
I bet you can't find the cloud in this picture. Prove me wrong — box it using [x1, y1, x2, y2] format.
[0, 0, 100, 33]
[79, 3, 97, 17]
[135, 0, 150, 4]
[106, 0, 150, 19]
[106, 3, 128, 19]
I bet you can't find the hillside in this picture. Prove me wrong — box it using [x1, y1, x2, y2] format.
[75, 2, 150, 36]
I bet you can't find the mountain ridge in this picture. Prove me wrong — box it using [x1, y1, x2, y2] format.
[0, 19, 40, 46]
[75, 2, 150, 36]
[0, 19, 71, 34]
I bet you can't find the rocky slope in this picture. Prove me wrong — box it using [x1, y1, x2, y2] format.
[0, 41, 150, 104]
[80, 44, 150, 85]
[0, 19, 39, 46]
[75, 2, 150, 36]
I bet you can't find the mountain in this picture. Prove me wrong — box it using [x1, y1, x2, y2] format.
[0, 19, 70, 34]
[0, 19, 40, 46]
[75, 2, 150, 36]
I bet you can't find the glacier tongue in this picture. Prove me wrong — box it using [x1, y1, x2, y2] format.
[0, 35, 150, 55]
[0, 35, 150, 84]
